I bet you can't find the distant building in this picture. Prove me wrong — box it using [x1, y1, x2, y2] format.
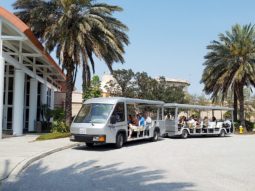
[54, 91, 83, 116]
[155, 77, 190, 92]
[100, 74, 118, 97]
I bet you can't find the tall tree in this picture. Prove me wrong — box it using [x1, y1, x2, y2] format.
[106, 69, 187, 103]
[13, 0, 129, 126]
[155, 77, 187, 103]
[83, 75, 102, 100]
[135, 72, 156, 99]
[106, 69, 135, 97]
[201, 24, 255, 128]
[185, 94, 210, 106]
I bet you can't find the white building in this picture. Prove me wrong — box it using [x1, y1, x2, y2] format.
[0, 7, 66, 138]
[155, 77, 190, 92]
[100, 74, 118, 97]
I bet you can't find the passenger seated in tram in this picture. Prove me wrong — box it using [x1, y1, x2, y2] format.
[178, 116, 186, 127]
[203, 116, 209, 128]
[127, 115, 132, 125]
[138, 113, 145, 126]
[194, 116, 201, 128]
[112, 112, 122, 124]
[128, 113, 144, 139]
[207, 116, 217, 129]
[202, 116, 209, 132]
[165, 113, 171, 120]
[144, 112, 152, 136]
[187, 115, 196, 128]
[223, 117, 231, 128]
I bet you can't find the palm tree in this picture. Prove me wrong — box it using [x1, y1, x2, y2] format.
[201, 24, 255, 128]
[13, 0, 129, 126]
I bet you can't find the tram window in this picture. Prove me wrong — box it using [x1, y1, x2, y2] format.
[164, 108, 175, 120]
[112, 102, 125, 122]
[158, 107, 162, 120]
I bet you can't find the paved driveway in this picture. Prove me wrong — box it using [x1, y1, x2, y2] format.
[0, 135, 76, 181]
[2, 135, 255, 191]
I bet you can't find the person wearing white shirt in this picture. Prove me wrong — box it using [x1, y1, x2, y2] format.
[144, 112, 152, 136]
[187, 115, 196, 128]
[223, 118, 232, 127]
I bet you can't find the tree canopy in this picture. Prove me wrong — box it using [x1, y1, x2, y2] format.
[105, 69, 188, 103]
[201, 24, 255, 127]
[83, 75, 102, 100]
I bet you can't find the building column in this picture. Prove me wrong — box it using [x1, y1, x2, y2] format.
[13, 69, 25, 136]
[40, 83, 47, 121]
[0, 57, 5, 139]
[28, 78, 38, 132]
[40, 83, 47, 105]
[50, 88, 54, 109]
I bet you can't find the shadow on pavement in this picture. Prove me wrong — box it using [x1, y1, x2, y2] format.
[167, 135, 232, 139]
[0, 160, 10, 181]
[73, 138, 165, 152]
[3, 160, 195, 191]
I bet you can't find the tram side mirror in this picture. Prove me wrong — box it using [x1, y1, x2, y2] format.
[110, 115, 117, 124]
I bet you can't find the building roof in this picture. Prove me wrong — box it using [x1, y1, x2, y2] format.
[0, 7, 66, 88]
[155, 77, 190, 86]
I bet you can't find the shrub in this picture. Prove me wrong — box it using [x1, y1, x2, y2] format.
[49, 107, 70, 133]
[223, 111, 232, 119]
[234, 120, 255, 132]
[51, 107, 65, 122]
[51, 121, 69, 133]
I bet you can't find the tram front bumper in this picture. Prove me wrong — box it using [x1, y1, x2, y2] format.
[70, 134, 106, 143]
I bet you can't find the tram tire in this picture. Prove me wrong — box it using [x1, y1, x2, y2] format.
[151, 129, 159, 142]
[86, 142, 94, 147]
[115, 133, 124, 149]
[181, 129, 189, 139]
[219, 129, 226, 137]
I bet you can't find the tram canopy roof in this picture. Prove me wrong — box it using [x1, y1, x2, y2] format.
[164, 103, 234, 111]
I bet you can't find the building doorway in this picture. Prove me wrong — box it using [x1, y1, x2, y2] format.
[2, 64, 14, 134]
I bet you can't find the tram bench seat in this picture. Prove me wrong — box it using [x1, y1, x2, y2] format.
[133, 126, 144, 132]
[208, 122, 216, 128]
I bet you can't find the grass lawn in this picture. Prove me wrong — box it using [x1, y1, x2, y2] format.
[36, 132, 71, 141]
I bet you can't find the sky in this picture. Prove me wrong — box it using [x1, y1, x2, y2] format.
[1, 0, 255, 95]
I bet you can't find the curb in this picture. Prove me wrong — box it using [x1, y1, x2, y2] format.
[1, 143, 80, 182]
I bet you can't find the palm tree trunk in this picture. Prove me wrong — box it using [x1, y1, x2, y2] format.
[233, 90, 238, 121]
[65, 65, 74, 127]
[82, 64, 86, 93]
[82, 63, 91, 94]
[238, 87, 245, 128]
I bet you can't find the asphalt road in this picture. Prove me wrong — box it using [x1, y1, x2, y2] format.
[2, 135, 255, 191]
